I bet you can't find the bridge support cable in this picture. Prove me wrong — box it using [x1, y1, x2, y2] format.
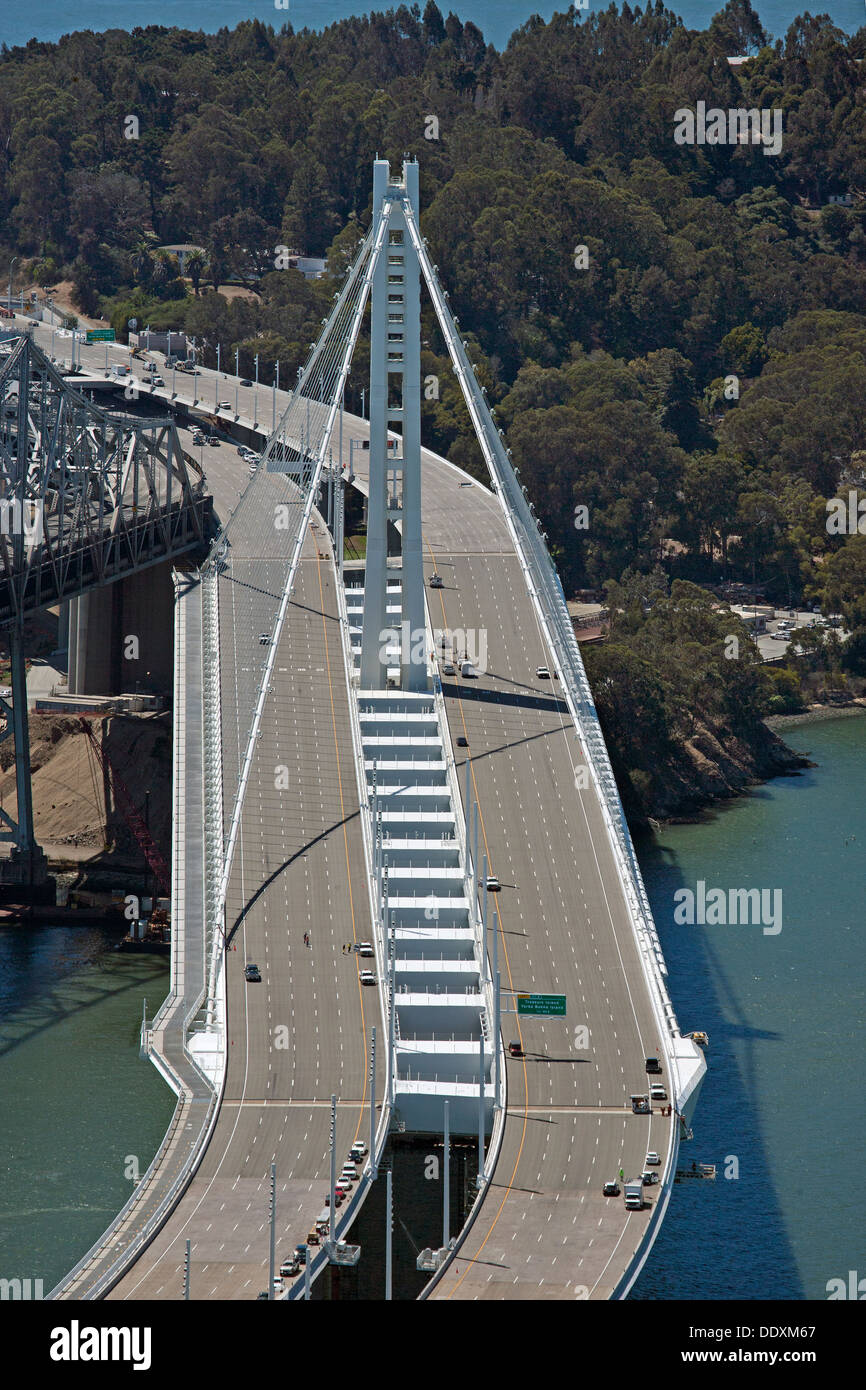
[402, 204, 681, 1048]
[200, 212, 391, 1022]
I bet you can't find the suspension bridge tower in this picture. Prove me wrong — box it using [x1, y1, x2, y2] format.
[359, 158, 427, 692]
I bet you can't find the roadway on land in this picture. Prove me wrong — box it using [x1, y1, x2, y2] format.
[109, 490, 379, 1300]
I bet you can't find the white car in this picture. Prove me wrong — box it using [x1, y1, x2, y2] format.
[360, 970, 377, 985]
[536, 665, 551, 679]
[486, 876, 501, 892]
[357, 942, 374, 957]
[645, 1151, 661, 1166]
[649, 1083, 667, 1101]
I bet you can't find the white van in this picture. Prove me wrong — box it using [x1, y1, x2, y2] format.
[109, 363, 130, 378]
[460, 660, 475, 678]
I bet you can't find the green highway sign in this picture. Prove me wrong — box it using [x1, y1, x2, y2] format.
[517, 993, 566, 1017]
[86, 328, 115, 342]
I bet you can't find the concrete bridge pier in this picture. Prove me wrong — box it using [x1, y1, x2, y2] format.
[68, 561, 175, 697]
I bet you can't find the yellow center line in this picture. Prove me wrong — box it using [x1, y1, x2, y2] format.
[424, 537, 530, 1299]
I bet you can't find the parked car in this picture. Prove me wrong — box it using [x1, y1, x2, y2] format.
[152, 375, 164, 386]
[208, 436, 221, 446]
[603, 1180, 621, 1197]
[645, 1151, 661, 1166]
[649, 1083, 667, 1101]
[641, 1171, 660, 1186]
[357, 942, 374, 957]
[360, 970, 376, 985]
[279, 1259, 300, 1278]
[645, 1056, 662, 1075]
[536, 665, 551, 679]
[217, 400, 231, 409]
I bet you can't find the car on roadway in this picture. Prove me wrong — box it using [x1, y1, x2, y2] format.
[486, 875, 501, 892]
[272, 1278, 283, 1295]
[459, 480, 472, 487]
[294, 1244, 307, 1264]
[258, 632, 270, 645]
[340, 1168, 356, 1185]
[603, 1180, 621, 1197]
[323, 1193, 343, 1208]
[641, 1171, 660, 1186]
[239, 378, 253, 387]
[429, 573, 443, 588]
[350, 1141, 368, 1159]
[357, 942, 374, 956]
[649, 1083, 667, 1101]
[442, 661, 455, 675]
[645, 1056, 662, 1074]
[207, 436, 221, 446]
[217, 399, 231, 409]
[456, 735, 468, 747]
[360, 969, 377, 985]
[508, 1040, 524, 1057]
[280, 1259, 300, 1278]
[152, 375, 164, 386]
[536, 665, 551, 679]
[244, 963, 262, 982]
[645, 1151, 661, 1166]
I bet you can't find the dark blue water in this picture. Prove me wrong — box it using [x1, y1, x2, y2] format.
[633, 715, 866, 1301]
[0, 926, 174, 1293]
[1, 1, 861, 54]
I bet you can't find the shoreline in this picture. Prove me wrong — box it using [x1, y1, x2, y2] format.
[765, 701, 866, 732]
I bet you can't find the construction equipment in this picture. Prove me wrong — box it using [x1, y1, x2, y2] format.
[79, 717, 170, 895]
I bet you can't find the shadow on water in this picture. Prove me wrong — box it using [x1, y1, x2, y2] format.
[0, 926, 167, 1061]
[630, 831, 804, 1300]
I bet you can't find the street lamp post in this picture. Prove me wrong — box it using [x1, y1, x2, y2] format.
[235, 347, 240, 413]
[8, 257, 17, 316]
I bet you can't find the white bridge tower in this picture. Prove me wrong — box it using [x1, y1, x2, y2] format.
[359, 158, 427, 692]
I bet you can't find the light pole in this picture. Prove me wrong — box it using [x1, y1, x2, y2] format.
[235, 347, 239, 413]
[361, 386, 366, 419]
[8, 257, 17, 315]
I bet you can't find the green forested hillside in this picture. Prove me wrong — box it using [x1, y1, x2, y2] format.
[3, 0, 864, 815]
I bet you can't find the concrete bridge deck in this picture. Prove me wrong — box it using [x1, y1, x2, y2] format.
[108, 511, 379, 1299]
